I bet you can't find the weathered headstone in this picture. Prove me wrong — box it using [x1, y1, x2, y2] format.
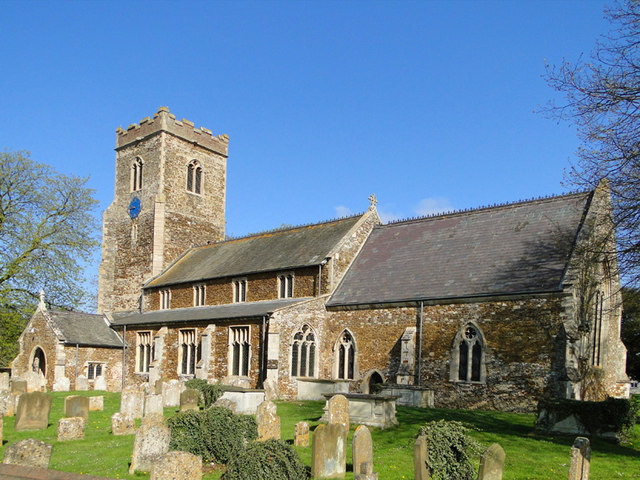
[57, 416, 85, 441]
[52, 376, 70, 392]
[294, 421, 309, 447]
[180, 389, 200, 412]
[150, 451, 202, 480]
[94, 376, 107, 391]
[111, 412, 136, 436]
[214, 397, 236, 413]
[477, 443, 505, 480]
[129, 413, 171, 474]
[121, 387, 145, 418]
[89, 395, 104, 411]
[3, 438, 53, 469]
[75, 375, 89, 391]
[65, 395, 90, 422]
[11, 379, 27, 395]
[14, 392, 52, 431]
[353, 425, 377, 480]
[263, 377, 278, 402]
[0, 372, 9, 391]
[162, 380, 182, 407]
[256, 400, 280, 441]
[311, 423, 347, 479]
[568, 437, 590, 480]
[0, 391, 15, 417]
[328, 394, 350, 432]
[145, 394, 164, 416]
[0, 415, 3, 445]
[414, 434, 430, 480]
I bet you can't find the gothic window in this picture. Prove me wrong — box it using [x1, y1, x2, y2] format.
[131, 157, 143, 192]
[194, 284, 206, 307]
[136, 331, 152, 373]
[233, 279, 247, 303]
[291, 324, 317, 378]
[278, 273, 294, 299]
[179, 329, 197, 376]
[186, 160, 203, 194]
[230, 326, 250, 376]
[87, 362, 104, 380]
[591, 261, 611, 367]
[160, 289, 171, 310]
[335, 330, 356, 380]
[451, 324, 485, 383]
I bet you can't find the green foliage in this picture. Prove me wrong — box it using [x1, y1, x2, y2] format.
[168, 406, 257, 464]
[223, 439, 310, 480]
[185, 378, 224, 407]
[415, 420, 481, 480]
[622, 287, 640, 379]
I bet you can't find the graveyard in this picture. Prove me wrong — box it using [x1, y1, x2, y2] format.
[0, 389, 638, 479]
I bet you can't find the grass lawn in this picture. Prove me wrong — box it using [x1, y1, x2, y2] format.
[0, 391, 638, 479]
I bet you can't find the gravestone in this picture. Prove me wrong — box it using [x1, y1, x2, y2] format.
[129, 413, 171, 474]
[111, 412, 136, 435]
[150, 451, 202, 480]
[0, 415, 3, 445]
[328, 394, 350, 432]
[294, 421, 309, 447]
[65, 395, 90, 422]
[76, 375, 89, 391]
[477, 443, 505, 480]
[11, 380, 27, 395]
[162, 380, 182, 407]
[121, 387, 145, 418]
[214, 397, 236, 413]
[3, 438, 53, 469]
[0, 372, 9, 391]
[311, 423, 347, 479]
[568, 437, 590, 480]
[89, 395, 104, 411]
[52, 376, 70, 392]
[180, 389, 200, 412]
[414, 435, 430, 480]
[353, 425, 377, 480]
[57, 416, 85, 441]
[94, 376, 107, 391]
[14, 392, 52, 431]
[256, 400, 280, 441]
[0, 391, 15, 417]
[145, 394, 164, 416]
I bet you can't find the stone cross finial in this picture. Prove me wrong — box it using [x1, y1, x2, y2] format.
[368, 194, 378, 208]
[39, 290, 46, 310]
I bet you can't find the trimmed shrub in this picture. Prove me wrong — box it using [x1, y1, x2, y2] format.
[185, 378, 224, 407]
[415, 420, 481, 480]
[223, 439, 311, 480]
[168, 406, 257, 464]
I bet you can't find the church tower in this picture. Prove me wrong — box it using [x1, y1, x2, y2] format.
[98, 107, 228, 313]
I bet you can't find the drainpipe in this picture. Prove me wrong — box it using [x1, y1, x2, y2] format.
[318, 258, 328, 296]
[75, 344, 79, 381]
[261, 315, 268, 386]
[121, 325, 127, 391]
[417, 301, 423, 387]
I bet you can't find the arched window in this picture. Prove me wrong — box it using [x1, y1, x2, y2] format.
[186, 160, 203, 194]
[291, 324, 317, 378]
[450, 323, 485, 383]
[31, 347, 46, 376]
[131, 157, 143, 192]
[592, 260, 611, 367]
[335, 330, 356, 380]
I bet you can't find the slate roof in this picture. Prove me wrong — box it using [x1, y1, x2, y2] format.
[327, 191, 593, 307]
[146, 214, 363, 288]
[48, 310, 123, 347]
[111, 298, 309, 326]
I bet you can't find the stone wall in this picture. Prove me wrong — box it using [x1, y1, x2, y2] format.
[62, 345, 122, 391]
[11, 310, 58, 390]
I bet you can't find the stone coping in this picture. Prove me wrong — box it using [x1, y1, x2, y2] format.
[381, 384, 433, 391]
[221, 386, 265, 393]
[297, 378, 350, 385]
[322, 393, 400, 401]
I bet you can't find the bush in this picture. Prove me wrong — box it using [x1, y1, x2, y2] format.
[223, 439, 311, 480]
[168, 406, 257, 464]
[415, 420, 481, 480]
[185, 378, 224, 407]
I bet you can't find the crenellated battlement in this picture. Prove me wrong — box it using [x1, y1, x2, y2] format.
[115, 106, 229, 156]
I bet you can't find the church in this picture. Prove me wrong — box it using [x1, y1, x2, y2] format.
[11, 107, 630, 412]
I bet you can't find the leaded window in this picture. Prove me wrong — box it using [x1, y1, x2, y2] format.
[279, 274, 294, 299]
[233, 279, 247, 303]
[336, 330, 355, 380]
[291, 325, 316, 377]
[137, 331, 152, 373]
[455, 325, 483, 382]
[230, 326, 250, 376]
[179, 329, 197, 376]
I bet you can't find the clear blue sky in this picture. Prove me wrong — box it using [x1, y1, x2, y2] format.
[1, 0, 611, 276]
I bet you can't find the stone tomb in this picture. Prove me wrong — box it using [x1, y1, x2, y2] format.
[57, 417, 85, 441]
[111, 412, 136, 436]
[311, 423, 347, 479]
[256, 400, 280, 441]
[180, 389, 200, 412]
[352, 425, 378, 480]
[3, 438, 53, 469]
[477, 443, 505, 480]
[219, 387, 265, 414]
[14, 392, 52, 431]
[414, 435, 429, 480]
[129, 413, 171, 474]
[150, 451, 202, 480]
[121, 387, 145, 419]
[568, 437, 591, 480]
[89, 395, 104, 411]
[65, 395, 90, 422]
[322, 393, 398, 430]
[294, 421, 309, 447]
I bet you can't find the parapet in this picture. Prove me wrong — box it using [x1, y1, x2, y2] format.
[115, 107, 229, 156]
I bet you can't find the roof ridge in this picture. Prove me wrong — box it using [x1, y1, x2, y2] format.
[50, 309, 103, 317]
[384, 190, 591, 226]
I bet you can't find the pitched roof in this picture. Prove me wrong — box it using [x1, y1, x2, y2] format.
[48, 310, 123, 347]
[327, 191, 593, 307]
[146, 214, 364, 288]
[111, 298, 309, 326]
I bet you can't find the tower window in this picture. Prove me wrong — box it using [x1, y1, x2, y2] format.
[278, 273, 294, 298]
[131, 157, 143, 192]
[230, 326, 250, 376]
[179, 329, 198, 376]
[186, 160, 203, 195]
[160, 289, 171, 310]
[194, 284, 206, 307]
[233, 279, 247, 303]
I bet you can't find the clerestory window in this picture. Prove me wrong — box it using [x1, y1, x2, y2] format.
[278, 273, 294, 299]
[136, 331, 152, 373]
[160, 289, 171, 310]
[194, 284, 206, 307]
[233, 279, 247, 303]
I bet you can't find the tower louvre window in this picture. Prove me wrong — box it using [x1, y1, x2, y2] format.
[131, 157, 143, 192]
[186, 160, 203, 194]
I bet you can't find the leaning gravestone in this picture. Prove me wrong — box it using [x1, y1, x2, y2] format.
[256, 400, 280, 441]
[89, 395, 104, 411]
[121, 387, 145, 418]
[0, 372, 9, 391]
[11, 379, 27, 395]
[477, 443, 505, 480]
[75, 375, 89, 391]
[14, 392, 52, 431]
[328, 394, 350, 432]
[65, 395, 90, 422]
[94, 376, 107, 391]
[162, 380, 182, 407]
[294, 421, 309, 447]
[57, 417, 85, 441]
[0, 391, 15, 417]
[3, 438, 53, 469]
[568, 437, 590, 480]
[353, 425, 378, 480]
[150, 451, 202, 480]
[311, 423, 347, 479]
[414, 434, 430, 480]
[180, 389, 200, 412]
[111, 412, 135, 436]
[145, 394, 164, 416]
[129, 413, 171, 474]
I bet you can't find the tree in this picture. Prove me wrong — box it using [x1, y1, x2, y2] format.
[543, 0, 640, 286]
[0, 150, 99, 367]
[621, 287, 640, 379]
